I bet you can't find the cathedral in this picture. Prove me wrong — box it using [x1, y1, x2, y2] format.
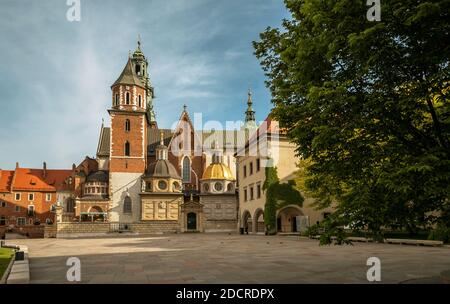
[61, 41, 258, 234]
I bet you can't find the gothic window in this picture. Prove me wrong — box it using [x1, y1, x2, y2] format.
[182, 156, 191, 183]
[125, 141, 130, 156]
[125, 119, 130, 132]
[126, 92, 130, 105]
[123, 196, 132, 214]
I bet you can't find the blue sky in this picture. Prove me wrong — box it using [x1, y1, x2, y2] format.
[0, 0, 289, 169]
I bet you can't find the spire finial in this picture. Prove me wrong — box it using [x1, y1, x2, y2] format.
[137, 34, 142, 50]
[160, 131, 164, 146]
[183, 104, 187, 112]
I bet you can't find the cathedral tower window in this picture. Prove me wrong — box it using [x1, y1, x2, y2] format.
[125, 141, 130, 156]
[138, 95, 142, 108]
[123, 196, 132, 214]
[115, 93, 119, 106]
[126, 92, 130, 105]
[125, 119, 130, 132]
[182, 156, 191, 183]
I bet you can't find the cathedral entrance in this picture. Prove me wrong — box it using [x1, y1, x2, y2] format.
[187, 212, 197, 230]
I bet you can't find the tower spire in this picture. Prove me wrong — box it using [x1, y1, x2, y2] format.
[244, 88, 256, 129]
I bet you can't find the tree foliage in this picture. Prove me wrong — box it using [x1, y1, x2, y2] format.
[254, 0, 450, 240]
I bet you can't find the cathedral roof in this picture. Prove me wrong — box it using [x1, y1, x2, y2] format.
[146, 159, 180, 179]
[112, 58, 145, 88]
[201, 163, 234, 181]
[96, 127, 250, 158]
[86, 170, 109, 183]
[97, 125, 110, 157]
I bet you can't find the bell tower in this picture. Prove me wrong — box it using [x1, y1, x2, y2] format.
[108, 40, 152, 222]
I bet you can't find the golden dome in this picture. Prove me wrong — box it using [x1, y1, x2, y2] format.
[202, 163, 235, 180]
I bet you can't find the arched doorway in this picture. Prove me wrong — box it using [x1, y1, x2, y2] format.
[254, 209, 264, 233]
[277, 205, 303, 233]
[187, 212, 197, 230]
[241, 210, 252, 234]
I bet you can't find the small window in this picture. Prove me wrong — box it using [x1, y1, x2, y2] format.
[15, 206, 20, 212]
[158, 180, 168, 190]
[0, 201, 6, 208]
[249, 162, 253, 175]
[28, 193, 34, 201]
[256, 158, 260, 172]
[203, 183, 210, 192]
[138, 95, 142, 107]
[250, 187, 254, 200]
[125, 141, 130, 156]
[214, 182, 223, 192]
[46, 193, 52, 201]
[257, 184, 261, 199]
[123, 196, 132, 214]
[227, 183, 233, 192]
[28, 205, 35, 216]
[126, 92, 130, 105]
[244, 188, 248, 202]
[115, 93, 119, 105]
[15, 193, 21, 201]
[125, 119, 131, 132]
[0, 215, 6, 226]
[243, 165, 247, 178]
[17, 217, 26, 226]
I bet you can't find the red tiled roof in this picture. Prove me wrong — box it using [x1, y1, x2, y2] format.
[0, 170, 14, 192]
[11, 168, 73, 192]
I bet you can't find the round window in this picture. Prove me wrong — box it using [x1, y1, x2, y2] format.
[158, 180, 167, 190]
[214, 182, 223, 191]
[227, 183, 233, 192]
[204, 183, 210, 192]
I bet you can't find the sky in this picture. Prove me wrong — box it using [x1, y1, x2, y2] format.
[0, 0, 289, 170]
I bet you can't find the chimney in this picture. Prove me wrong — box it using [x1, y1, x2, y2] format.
[16, 162, 19, 169]
[43, 162, 47, 178]
[72, 163, 76, 172]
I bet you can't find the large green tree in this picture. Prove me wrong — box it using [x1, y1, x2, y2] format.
[254, 0, 450, 239]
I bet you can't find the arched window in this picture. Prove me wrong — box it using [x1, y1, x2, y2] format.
[125, 141, 130, 156]
[123, 196, 132, 214]
[115, 93, 119, 106]
[125, 119, 130, 132]
[138, 95, 142, 107]
[126, 92, 130, 105]
[182, 156, 191, 183]
[135, 64, 141, 75]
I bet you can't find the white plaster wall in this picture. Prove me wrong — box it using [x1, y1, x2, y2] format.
[109, 172, 143, 223]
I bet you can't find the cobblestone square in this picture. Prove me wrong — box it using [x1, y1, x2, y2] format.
[13, 234, 450, 284]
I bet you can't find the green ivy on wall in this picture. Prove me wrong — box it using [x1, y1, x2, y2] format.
[263, 160, 304, 235]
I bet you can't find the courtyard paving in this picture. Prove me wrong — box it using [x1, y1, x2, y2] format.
[10, 233, 450, 284]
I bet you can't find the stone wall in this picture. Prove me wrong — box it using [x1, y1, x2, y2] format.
[52, 221, 180, 237]
[204, 219, 237, 233]
[130, 221, 180, 234]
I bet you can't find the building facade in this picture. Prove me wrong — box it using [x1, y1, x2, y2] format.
[236, 117, 334, 234]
